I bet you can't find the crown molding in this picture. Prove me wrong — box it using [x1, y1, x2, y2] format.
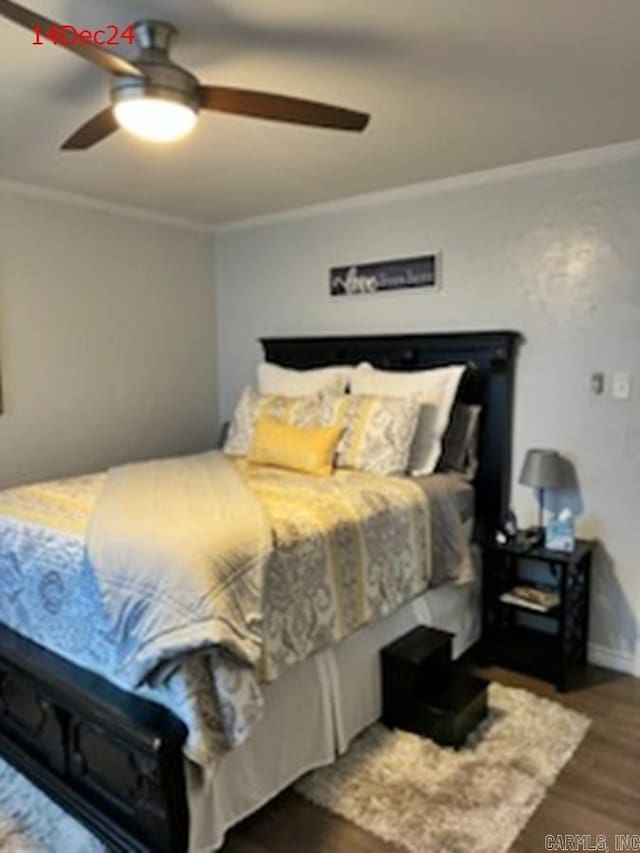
[0, 178, 216, 235]
[3, 138, 640, 236]
[215, 138, 640, 234]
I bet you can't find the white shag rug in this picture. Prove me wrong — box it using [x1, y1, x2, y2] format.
[295, 683, 590, 853]
[0, 760, 103, 853]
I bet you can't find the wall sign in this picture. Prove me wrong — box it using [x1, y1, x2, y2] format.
[329, 254, 439, 298]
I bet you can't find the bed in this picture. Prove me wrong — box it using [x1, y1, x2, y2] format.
[0, 330, 521, 852]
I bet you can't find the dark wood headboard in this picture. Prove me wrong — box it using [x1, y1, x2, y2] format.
[261, 330, 522, 543]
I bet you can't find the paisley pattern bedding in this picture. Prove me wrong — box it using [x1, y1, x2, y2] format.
[245, 462, 432, 680]
[0, 474, 243, 764]
[0, 460, 435, 767]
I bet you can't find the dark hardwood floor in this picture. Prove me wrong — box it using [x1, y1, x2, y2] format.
[223, 664, 640, 853]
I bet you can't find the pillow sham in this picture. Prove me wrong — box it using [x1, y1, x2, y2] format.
[249, 416, 343, 476]
[438, 403, 481, 480]
[350, 363, 466, 476]
[257, 362, 352, 397]
[224, 387, 338, 457]
[336, 395, 421, 476]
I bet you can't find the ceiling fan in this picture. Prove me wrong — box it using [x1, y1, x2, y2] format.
[0, 0, 370, 150]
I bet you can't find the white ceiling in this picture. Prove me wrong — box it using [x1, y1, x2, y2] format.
[3, 0, 640, 226]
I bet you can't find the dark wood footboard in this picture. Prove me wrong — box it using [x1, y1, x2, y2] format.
[0, 625, 189, 852]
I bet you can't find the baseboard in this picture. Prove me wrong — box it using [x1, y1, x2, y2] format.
[588, 642, 640, 677]
[458, 639, 639, 677]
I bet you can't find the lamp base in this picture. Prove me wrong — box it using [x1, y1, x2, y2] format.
[519, 526, 544, 549]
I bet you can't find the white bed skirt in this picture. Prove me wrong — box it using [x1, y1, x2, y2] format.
[186, 578, 481, 852]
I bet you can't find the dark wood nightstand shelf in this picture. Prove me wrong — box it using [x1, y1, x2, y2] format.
[482, 536, 595, 691]
[381, 626, 488, 748]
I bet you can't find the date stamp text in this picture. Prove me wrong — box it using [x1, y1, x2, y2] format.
[33, 24, 136, 48]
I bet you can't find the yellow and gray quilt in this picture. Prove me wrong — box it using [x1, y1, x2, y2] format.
[0, 452, 462, 767]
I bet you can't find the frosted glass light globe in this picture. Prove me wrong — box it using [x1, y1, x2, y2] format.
[114, 97, 197, 143]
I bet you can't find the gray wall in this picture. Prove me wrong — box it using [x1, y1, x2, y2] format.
[0, 189, 217, 488]
[215, 148, 640, 674]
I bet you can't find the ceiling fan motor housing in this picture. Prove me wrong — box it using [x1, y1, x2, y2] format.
[133, 19, 175, 53]
[110, 20, 200, 114]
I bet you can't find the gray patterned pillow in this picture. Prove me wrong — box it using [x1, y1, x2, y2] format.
[224, 387, 340, 457]
[438, 403, 481, 479]
[336, 395, 421, 476]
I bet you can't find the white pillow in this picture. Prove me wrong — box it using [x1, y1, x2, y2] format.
[257, 362, 352, 397]
[350, 362, 466, 475]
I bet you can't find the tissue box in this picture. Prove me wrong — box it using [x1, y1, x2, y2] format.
[545, 517, 575, 552]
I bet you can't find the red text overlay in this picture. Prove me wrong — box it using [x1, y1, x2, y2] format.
[33, 24, 135, 48]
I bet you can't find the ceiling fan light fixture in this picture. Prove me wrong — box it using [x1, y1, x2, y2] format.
[113, 97, 198, 143]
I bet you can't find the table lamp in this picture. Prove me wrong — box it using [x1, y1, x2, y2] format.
[519, 449, 565, 535]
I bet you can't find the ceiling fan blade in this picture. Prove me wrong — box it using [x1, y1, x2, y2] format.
[199, 86, 369, 132]
[0, 0, 142, 77]
[61, 107, 119, 150]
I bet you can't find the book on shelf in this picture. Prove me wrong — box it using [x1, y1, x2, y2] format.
[499, 585, 560, 613]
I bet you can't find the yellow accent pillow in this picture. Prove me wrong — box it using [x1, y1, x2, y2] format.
[249, 415, 343, 476]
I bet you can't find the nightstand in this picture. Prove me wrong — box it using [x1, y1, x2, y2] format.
[482, 537, 595, 691]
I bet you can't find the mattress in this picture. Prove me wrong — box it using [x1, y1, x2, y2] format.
[412, 472, 474, 586]
[0, 462, 474, 765]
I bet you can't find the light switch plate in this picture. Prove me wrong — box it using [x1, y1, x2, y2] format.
[612, 372, 631, 400]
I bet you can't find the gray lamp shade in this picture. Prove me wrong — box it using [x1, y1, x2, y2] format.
[519, 449, 565, 490]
